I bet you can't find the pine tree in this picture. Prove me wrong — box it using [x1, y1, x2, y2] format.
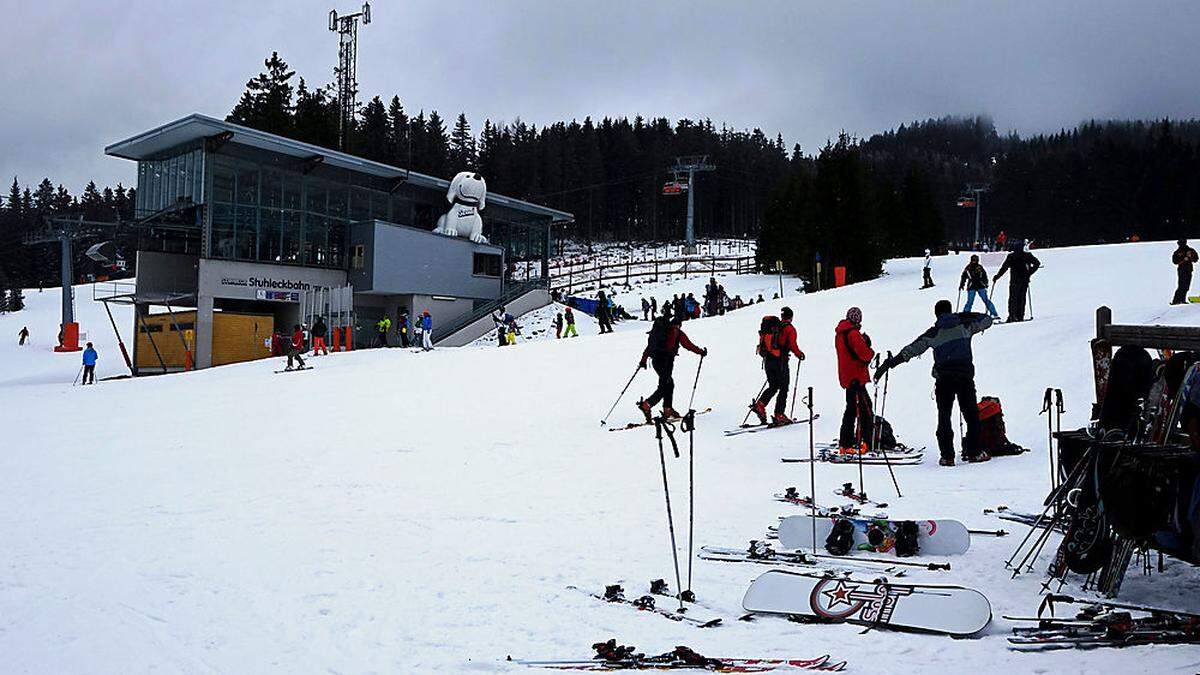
[425, 111, 450, 177]
[387, 96, 410, 167]
[355, 96, 389, 162]
[448, 113, 477, 170]
[227, 51, 295, 135]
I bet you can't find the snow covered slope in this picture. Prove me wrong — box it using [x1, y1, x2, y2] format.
[2, 242, 1199, 672]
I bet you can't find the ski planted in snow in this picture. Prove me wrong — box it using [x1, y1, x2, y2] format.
[569, 585, 721, 628]
[723, 414, 821, 437]
[742, 570, 992, 636]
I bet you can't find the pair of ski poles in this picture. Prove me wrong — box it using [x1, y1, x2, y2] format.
[654, 355, 705, 610]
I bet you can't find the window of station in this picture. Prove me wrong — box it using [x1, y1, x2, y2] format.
[472, 252, 502, 277]
[136, 147, 204, 216]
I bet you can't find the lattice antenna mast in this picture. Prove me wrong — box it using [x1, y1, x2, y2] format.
[329, 2, 372, 151]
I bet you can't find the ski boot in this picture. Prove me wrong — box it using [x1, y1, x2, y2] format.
[662, 407, 682, 420]
[962, 451, 992, 463]
[839, 442, 868, 455]
[636, 399, 653, 424]
[939, 456, 955, 467]
[749, 399, 768, 425]
[771, 413, 792, 426]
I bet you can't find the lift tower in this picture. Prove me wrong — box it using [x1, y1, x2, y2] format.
[329, 2, 372, 151]
[665, 155, 715, 254]
[23, 216, 119, 351]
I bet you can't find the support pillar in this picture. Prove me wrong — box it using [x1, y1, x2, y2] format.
[195, 295, 214, 370]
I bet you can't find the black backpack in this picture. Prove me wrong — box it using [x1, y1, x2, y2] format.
[646, 317, 672, 356]
[758, 315, 784, 360]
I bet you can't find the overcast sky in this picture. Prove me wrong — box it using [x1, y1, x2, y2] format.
[3, 1, 1198, 193]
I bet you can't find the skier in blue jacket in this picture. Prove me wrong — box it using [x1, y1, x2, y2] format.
[875, 300, 994, 466]
[81, 342, 99, 385]
[420, 310, 433, 351]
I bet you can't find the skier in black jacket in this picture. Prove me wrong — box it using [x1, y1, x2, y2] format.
[959, 255, 999, 317]
[875, 300, 994, 465]
[994, 242, 1041, 322]
[636, 315, 707, 421]
[1171, 239, 1199, 305]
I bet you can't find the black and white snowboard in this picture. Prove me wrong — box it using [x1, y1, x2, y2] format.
[778, 515, 971, 556]
[273, 365, 313, 373]
[742, 570, 991, 636]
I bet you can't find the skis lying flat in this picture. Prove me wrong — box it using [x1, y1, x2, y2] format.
[1006, 593, 1200, 650]
[781, 451, 924, 466]
[568, 585, 721, 628]
[815, 441, 926, 455]
[724, 414, 821, 437]
[700, 544, 949, 574]
[513, 656, 848, 672]
[273, 366, 313, 373]
[743, 570, 992, 636]
[609, 408, 713, 432]
[772, 492, 862, 517]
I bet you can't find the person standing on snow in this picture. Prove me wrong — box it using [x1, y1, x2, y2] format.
[641, 297, 651, 321]
[596, 290, 614, 334]
[921, 249, 935, 289]
[492, 307, 509, 347]
[960, 254, 1000, 317]
[636, 314, 707, 422]
[834, 307, 875, 454]
[875, 300, 994, 465]
[311, 316, 329, 356]
[18, 326, 29, 345]
[1171, 239, 1199, 305]
[286, 324, 307, 370]
[376, 315, 391, 347]
[650, 297, 658, 319]
[420, 310, 434, 351]
[398, 310, 411, 348]
[563, 307, 578, 338]
[750, 306, 806, 426]
[81, 341, 99, 384]
[993, 240, 1041, 322]
[554, 311, 564, 339]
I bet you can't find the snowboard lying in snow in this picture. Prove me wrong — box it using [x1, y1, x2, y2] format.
[778, 515, 971, 556]
[742, 570, 992, 636]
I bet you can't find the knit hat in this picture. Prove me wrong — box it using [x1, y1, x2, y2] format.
[846, 307, 862, 326]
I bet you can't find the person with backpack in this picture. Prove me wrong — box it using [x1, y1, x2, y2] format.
[993, 240, 1041, 322]
[874, 300, 994, 465]
[563, 307, 578, 338]
[311, 316, 329, 356]
[636, 314, 707, 422]
[750, 306, 806, 425]
[1171, 239, 1199, 305]
[921, 249, 935, 289]
[959, 254, 999, 317]
[596, 290, 614, 334]
[835, 307, 875, 454]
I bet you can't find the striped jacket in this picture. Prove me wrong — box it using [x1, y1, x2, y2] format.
[893, 312, 993, 378]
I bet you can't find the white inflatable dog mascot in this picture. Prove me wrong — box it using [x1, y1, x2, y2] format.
[433, 171, 488, 243]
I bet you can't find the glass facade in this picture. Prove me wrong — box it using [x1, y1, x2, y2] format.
[136, 147, 204, 215]
[207, 155, 413, 269]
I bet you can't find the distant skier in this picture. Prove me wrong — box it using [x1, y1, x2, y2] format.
[650, 297, 658, 318]
[959, 254, 999, 317]
[563, 307, 578, 338]
[993, 240, 1041, 322]
[505, 315, 519, 345]
[641, 297, 651, 321]
[285, 324, 307, 370]
[398, 310, 411, 348]
[554, 311, 564, 339]
[311, 316, 329, 356]
[596, 290, 614, 334]
[636, 314, 707, 422]
[672, 295, 685, 322]
[834, 307, 875, 454]
[376, 316, 391, 347]
[750, 306, 806, 426]
[1171, 239, 1198, 305]
[81, 341, 98, 384]
[18, 326, 29, 345]
[875, 300, 994, 465]
[492, 307, 509, 347]
[921, 249, 935, 289]
[420, 310, 433, 351]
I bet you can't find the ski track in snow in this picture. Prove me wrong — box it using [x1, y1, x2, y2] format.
[2, 241, 1200, 672]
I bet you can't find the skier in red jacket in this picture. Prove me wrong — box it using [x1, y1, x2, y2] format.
[834, 307, 875, 453]
[286, 324, 307, 371]
[636, 314, 707, 421]
[750, 307, 806, 425]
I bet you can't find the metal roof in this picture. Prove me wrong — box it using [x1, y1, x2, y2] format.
[105, 113, 574, 222]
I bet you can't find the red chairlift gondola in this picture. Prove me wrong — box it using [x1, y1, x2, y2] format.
[662, 180, 689, 196]
[957, 196, 976, 208]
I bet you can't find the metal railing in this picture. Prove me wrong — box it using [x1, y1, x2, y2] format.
[550, 255, 756, 294]
[434, 278, 548, 345]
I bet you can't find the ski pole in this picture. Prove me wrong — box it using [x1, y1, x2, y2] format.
[955, 286, 962, 312]
[806, 386, 817, 556]
[600, 365, 640, 426]
[1053, 389, 1064, 489]
[788, 358, 801, 420]
[653, 416, 685, 612]
[1041, 388, 1053, 491]
[684, 411, 696, 600]
[72, 365, 83, 386]
[741, 379, 768, 426]
[1027, 285, 1034, 320]
[874, 356, 902, 498]
[686, 353, 705, 413]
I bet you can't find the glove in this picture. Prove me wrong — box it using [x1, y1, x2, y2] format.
[639, 358, 648, 370]
[700, 348, 709, 357]
[798, 351, 806, 361]
[874, 356, 896, 382]
[862, 333, 872, 348]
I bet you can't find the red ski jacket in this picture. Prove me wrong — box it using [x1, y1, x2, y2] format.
[834, 319, 874, 389]
[641, 326, 703, 365]
[292, 329, 305, 350]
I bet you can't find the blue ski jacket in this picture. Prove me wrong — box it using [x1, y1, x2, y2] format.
[892, 312, 992, 379]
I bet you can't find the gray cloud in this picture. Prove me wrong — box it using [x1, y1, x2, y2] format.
[2, 0, 1198, 193]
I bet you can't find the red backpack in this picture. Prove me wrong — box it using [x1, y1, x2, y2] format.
[758, 315, 783, 359]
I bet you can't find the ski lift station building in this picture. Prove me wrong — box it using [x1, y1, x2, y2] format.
[102, 114, 572, 372]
